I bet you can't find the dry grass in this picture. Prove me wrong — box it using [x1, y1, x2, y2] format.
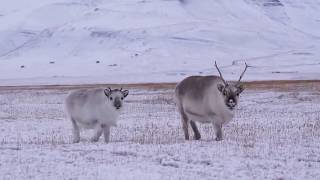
[1, 80, 320, 92]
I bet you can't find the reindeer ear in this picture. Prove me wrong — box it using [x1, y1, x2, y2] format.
[237, 84, 245, 94]
[104, 88, 112, 97]
[122, 90, 129, 98]
[217, 84, 224, 93]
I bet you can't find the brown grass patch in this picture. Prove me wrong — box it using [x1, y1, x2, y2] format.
[0, 80, 320, 91]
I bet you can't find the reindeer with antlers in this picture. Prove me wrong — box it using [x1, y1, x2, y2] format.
[175, 61, 249, 141]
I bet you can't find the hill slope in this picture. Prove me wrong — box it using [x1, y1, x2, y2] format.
[0, 0, 320, 85]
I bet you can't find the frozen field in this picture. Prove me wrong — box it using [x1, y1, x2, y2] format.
[0, 86, 320, 179]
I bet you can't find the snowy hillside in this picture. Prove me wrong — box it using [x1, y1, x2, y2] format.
[0, 0, 320, 85]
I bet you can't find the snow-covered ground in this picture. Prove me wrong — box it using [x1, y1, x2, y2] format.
[1, 0, 320, 85]
[1, 87, 320, 179]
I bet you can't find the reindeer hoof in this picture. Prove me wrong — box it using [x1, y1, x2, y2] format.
[215, 137, 223, 141]
[194, 135, 201, 140]
[73, 139, 80, 143]
[91, 137, 100, 142]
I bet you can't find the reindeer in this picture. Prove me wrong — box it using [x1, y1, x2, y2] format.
[175, 61, 248, 141]
[65, 87, 129, 143]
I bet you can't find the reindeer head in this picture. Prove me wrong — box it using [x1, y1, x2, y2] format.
[104, 87, 129, 110]
[215, 61, 248, 110]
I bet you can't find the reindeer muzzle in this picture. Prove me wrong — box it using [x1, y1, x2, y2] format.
[227, 99, 236, 110]
[114, 99, 122, 110]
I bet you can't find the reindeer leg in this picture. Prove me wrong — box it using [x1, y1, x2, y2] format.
[190, 120, 201, 140]
[71, 117, 80, 143]
[179, 106, 189, 140]
[176, 101, 191, 140]
[91, 125, 103, 142]
[180, 111, 190, 140]
[213, 123, 223, 141]
[103, 125, 111, 143]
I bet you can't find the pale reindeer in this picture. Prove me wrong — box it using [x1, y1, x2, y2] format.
[65, 87, 129, 143]
[175, 61, 248, 141]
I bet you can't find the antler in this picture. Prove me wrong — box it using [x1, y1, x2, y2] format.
[214, 61, 227, 85]
[237, 62, 249, 83]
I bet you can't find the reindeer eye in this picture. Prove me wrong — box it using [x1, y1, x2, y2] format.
[110, 97, 113, 100]
[121, 97, 124, 100]
[223, 91, 227, 96]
